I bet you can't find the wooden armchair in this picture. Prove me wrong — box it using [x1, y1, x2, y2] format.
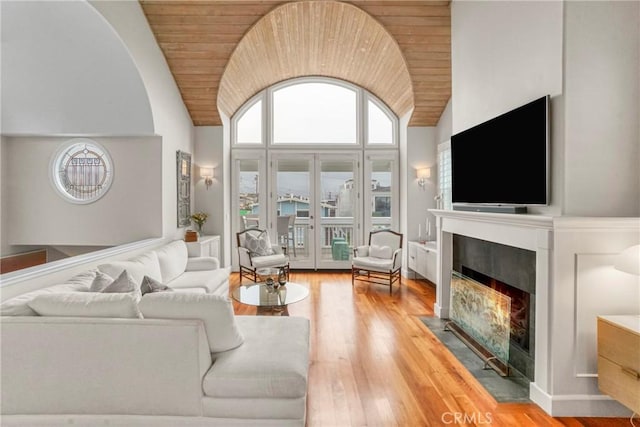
[237, 228, 290, 284]
[351, 229, 403, 294]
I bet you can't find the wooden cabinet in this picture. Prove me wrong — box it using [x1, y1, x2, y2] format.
[185, 235, 220, 259]
[407, 241, 437, 284]
[597, 315, 640, 414]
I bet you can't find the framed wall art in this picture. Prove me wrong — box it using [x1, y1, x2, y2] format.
[177, 150, 192, 227]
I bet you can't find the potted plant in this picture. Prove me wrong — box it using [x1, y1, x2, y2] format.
[191, 212, 208, 236]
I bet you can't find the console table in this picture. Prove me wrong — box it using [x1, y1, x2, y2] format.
[185, 235, 220, 259]
[407, 241, 437, 284]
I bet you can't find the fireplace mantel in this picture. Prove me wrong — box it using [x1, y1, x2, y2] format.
[429, 209, 640, 417]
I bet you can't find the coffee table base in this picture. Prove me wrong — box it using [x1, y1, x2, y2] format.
[257, 305, 289, 316]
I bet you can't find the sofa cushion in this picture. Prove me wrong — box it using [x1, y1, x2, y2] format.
[0, 270, 97, 316]
[98, 251, 162, 285]
[203, 316, 309, 399]
[166, 269, 229, 295]
[185, 257, 220, 271]
[27, 293, 142, 318]
[140, 275, 174, 295]
[154, 240, 188, 284]
[138, 292, 243, 353]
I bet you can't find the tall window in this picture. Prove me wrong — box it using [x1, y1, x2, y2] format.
[438, 141, 452, 210]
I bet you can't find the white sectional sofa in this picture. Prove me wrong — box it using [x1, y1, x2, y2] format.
[0, 240, 311, 426]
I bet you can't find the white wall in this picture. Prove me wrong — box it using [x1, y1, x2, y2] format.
[90, 1, 195, 240]
[2, 136, 162, 250]
[435, 98, 453, 144]
[451, 0, 564, 216]
[407, 127, 438, 244]
[563, 1, 640, 216]
[1, 1, 153, 135]
[193, 126, 227, 264]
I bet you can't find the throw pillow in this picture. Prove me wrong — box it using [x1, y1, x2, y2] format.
[98, 251, 162, 286]
[370, 244, 393, 259]
[89, 271, 115, 292]
[140, 275, 174, 295]
[244, 231, 274, 257]
[102, 270, 141, 300]
[138, 293, 244, 353]
[28, 292, 142, 318]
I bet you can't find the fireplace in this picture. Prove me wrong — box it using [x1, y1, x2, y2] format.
[452, 235, 536, 380]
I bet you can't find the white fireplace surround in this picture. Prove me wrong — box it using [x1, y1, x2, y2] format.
[430, 209, 639, 417]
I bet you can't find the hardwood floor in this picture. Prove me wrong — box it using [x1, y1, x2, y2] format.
[230, 271, 629, 427]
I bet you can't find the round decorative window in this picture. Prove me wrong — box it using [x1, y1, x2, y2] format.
[51, 138, 114, 204]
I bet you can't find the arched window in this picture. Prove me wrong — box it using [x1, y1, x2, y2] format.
[232, 77, 397, 147]
[273, 82, 357, 144]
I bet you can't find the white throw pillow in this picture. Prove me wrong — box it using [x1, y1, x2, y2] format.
[154, 240, 188, 284]
[98, 251, 162, 285]
[244, 231, 274, 257]
[369, 244, 393, 259]
[138, 293, 244, 353]
[28, 293, 142, 318]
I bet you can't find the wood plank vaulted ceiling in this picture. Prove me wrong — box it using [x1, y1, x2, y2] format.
[140, 0, 451, 126]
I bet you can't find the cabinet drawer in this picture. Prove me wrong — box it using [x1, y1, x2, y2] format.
[598, 319, 640, 372]
[598, 356, 640, 413]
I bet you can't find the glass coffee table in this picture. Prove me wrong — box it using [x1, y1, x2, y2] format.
[232, 282, 309, 316]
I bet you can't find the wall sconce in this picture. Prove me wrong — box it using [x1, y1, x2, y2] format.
[417, 168, 431, 189]
[200, 167, 214, 190]
[614, 244, 640, 276]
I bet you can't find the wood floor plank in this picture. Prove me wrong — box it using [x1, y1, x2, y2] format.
[229, 271, 628, 426]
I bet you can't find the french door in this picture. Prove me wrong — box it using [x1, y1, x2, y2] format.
[270, 152, 360, 269]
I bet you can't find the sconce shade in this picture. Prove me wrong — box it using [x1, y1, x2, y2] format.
[200, 167, 214, 178]
[614, 244, 640, 276]
[417, 168, 431, 179]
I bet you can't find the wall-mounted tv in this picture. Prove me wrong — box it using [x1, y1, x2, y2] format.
[451, 95, 550, 207]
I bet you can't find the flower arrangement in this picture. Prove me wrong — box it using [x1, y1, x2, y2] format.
[191, 212, 208, 234]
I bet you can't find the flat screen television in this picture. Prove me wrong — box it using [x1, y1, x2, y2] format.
[451, 95, 549, 206]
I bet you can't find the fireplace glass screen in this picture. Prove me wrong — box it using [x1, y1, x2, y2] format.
[450, 271, 511, 364]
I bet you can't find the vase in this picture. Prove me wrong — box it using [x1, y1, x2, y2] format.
[196, 224, 203, 236]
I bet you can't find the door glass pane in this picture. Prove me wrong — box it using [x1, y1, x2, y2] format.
[276, 159, 311, 262]
[238, 159, 261, 229]
[319, 160, 355, 263]
[273, 83, 357, 144]
[368, 100, 393, 145]
[371, 160, 392, 230]
[236, 100, 262, 144]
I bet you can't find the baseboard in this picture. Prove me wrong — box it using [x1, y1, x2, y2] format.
[434, 303, 449, 319]
[529, 383, 632, 417]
